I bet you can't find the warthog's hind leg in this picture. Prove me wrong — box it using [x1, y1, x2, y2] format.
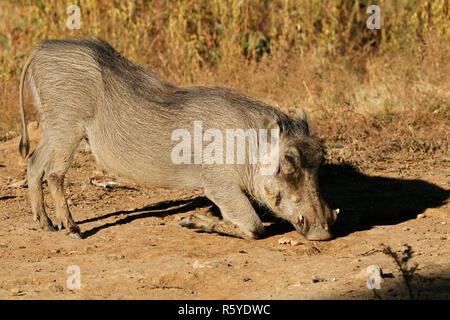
[26, 136, 56, 231]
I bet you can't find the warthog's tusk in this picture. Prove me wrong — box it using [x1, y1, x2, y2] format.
[298, 215, 305, 225]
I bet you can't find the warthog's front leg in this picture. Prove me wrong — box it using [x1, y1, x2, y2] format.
[180, 211, 252, 239]
[181, 183, 265, 239]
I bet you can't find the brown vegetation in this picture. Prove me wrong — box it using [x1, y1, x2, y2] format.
[0, 1, 448, 167]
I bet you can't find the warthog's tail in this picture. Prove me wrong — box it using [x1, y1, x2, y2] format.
[18, 50, 36, 159]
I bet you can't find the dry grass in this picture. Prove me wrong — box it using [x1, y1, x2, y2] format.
[0, 0, 448, 165]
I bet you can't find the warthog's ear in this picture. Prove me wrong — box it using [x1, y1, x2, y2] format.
[295, 108, 308, 122]
[294, 108, 309, 135]
[280, 146, 300, 175]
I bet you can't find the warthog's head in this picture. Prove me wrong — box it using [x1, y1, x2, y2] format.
[257, 110, 338, 241]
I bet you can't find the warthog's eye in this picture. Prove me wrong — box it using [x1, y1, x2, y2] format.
[275, 192, 282, 207]
[298, 215, 305, 226]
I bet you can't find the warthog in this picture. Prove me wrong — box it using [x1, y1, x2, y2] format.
[19, 38, 338, 240]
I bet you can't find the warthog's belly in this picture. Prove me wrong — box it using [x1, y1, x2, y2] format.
[85, 124, 203, 189]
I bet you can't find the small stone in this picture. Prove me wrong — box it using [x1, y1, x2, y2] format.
[416, 214, 425, 219]
[48, 284, 64, 293]
[278, 237, 291, 245]
[107, 254, 124, 260]
[278, 237, 301, 246]
[10, 288, 26, 296]
[441, 221, 447, 225]
[311, 275, 326, 283]
[192, 260, 209, 269]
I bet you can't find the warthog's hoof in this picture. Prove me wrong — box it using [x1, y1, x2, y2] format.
[67, 225, 82, 239]
[180, 214, 262, 239]
[179, 217, 191, 227]
[46, 225, 57, 232]
[40, 223, 57, 232]
[180, 216, 199, 229]
[68, 232, 83, 239]
[180, 215, 214, 232]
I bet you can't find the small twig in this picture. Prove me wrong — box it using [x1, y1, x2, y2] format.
[381, 243, 418, 299]
[372, 288, 382, 300]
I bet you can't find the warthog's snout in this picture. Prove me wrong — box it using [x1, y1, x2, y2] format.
[305, 228, 333, 241]
[293, 205, 338, 241]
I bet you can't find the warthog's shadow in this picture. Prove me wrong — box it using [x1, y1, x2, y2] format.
[320, 163, 449, 238]
[79, 197, 213, 238]
[242, 162, 449, 238]
[80, 162, 448, 239]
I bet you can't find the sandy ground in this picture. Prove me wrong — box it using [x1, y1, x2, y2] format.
[0, 123, 448, 300]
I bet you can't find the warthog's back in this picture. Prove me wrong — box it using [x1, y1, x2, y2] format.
[27, 39, 289, 188]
